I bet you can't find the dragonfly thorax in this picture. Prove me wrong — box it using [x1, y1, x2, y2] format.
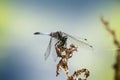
[50, 31, 63, 40]
[59, 36, 68, 46]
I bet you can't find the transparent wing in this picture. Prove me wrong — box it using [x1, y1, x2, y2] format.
[51, 38, 58, 62]
[62, 32, 93, 50]
[44, 37, 59, 61]
[44, 37, 52, 60]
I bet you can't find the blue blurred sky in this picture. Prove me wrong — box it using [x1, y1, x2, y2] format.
[0, 0, 120, 80]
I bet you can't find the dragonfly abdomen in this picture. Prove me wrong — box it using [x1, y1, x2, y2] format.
[34, 32, 50, 35]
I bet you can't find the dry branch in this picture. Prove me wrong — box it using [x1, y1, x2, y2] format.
[101, 16, 120, 80]
[55, 43, 90, 80]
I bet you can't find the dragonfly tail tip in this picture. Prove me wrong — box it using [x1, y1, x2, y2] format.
[34, 32, 40, 35]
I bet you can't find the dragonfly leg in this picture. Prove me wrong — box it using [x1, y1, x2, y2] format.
[55, 41, 60, 46]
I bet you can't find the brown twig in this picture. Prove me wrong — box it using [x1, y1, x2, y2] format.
[101, 16, 120, 80]
[67, 68, 90, 80]
[100, 16, 120, 48]
[55, 43, 90, 80]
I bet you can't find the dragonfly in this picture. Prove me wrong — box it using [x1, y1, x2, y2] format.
[34, 31, 93, 61]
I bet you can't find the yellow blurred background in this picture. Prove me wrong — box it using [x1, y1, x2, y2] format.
[0, 1, 120, 80]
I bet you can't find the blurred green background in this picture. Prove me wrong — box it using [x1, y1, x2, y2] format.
[0, 1, 120, 80]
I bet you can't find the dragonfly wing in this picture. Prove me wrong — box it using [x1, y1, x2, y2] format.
[51, 38, 58, 62]
[63, 32, 93, 50]
[44, 37, 52, 60]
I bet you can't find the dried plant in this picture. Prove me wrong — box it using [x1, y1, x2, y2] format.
[55, 43, 90, 80]
[67, 68, 90, 80]
[101, 16, 120, 80]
